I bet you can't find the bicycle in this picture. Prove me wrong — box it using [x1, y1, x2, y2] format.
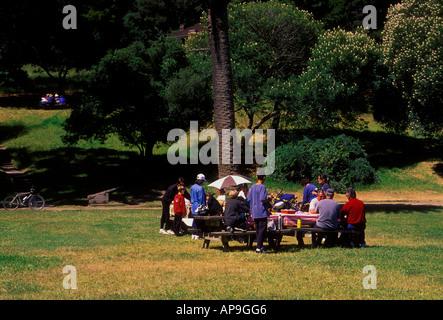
[3, 187, 45, 210]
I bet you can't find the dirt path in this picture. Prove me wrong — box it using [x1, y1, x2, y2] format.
[32, 199, 443, 212]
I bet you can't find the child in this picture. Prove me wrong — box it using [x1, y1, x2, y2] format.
[173, 186, 187, 236]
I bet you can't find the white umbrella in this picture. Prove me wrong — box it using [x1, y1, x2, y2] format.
[208, 175, 252, 189]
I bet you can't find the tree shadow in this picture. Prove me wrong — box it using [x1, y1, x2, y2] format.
[432, 162, 443, 178]
[3, 147, 219, 206]
[0, 124, 28, 145]
[365, 203, 443, 213]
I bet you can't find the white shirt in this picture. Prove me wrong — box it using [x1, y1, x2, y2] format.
[309, 197, 320, 213]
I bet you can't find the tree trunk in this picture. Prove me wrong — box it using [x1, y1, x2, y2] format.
[270, 101, 281, 130]
[208, 0, 238, 178]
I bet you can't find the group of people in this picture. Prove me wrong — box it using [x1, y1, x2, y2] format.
[158, 173, 271, 253]
[301, 174, 367, 248]
[40, 93, 66, 106]
[159, 172, 367, 252]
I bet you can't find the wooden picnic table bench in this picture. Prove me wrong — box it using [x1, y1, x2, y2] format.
[192, 215, 359, 252]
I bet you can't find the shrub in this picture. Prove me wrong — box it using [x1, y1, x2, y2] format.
[273, 134, 378, 193]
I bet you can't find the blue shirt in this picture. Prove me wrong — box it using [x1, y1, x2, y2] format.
[249, 184, 269, 219]
[191, 184, 206, 214]
[303, 183, 317, 204]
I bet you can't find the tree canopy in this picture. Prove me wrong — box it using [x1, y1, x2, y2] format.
[63, 39, 213, 158]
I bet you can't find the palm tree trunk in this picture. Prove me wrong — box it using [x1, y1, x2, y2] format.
[208, 0, 238, 178]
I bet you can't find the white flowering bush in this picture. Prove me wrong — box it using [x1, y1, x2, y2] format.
[382, 0, 443, 137]
[289, 27, 383, 127]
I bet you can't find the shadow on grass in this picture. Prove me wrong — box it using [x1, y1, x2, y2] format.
[0, 124, 28, 144]
[2, 147, 219, 206]
[365, 203, 443, 213]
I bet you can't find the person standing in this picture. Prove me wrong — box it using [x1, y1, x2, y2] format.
[173, 186, 187, 236]
[160, 177, 189, 235]
[317, 174, 331, 192]
[314, 188, 340, 247]
[340, 188, 367, 248]
[190, 173, 207, 240]
[249, 175, 271, 253]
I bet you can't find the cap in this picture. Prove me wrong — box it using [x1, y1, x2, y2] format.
[325, 188, 334, 197]
[197, 173, 206, 181]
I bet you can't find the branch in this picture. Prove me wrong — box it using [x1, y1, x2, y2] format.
[251, 110, 279, 132]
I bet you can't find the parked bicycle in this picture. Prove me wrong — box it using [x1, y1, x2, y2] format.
[3, 187, 45, 210]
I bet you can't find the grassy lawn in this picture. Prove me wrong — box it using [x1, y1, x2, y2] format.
[0, 207, 441, 300]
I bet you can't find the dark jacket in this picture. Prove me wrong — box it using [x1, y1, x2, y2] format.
[224, 198, 250, 227]
[207, 195, 223, 216]
[162, 184, 190, 203]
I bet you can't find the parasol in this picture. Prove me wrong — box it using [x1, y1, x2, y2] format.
[208, 175, 252, 189]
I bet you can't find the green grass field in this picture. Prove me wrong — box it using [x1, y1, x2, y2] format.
[0, 207, 441, 300]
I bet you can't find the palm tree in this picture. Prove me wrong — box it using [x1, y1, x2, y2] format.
[207, 0, 238, 178]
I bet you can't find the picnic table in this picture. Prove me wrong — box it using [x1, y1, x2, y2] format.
[192, 213, 359, 252]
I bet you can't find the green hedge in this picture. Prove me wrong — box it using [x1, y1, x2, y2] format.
[273, 134, 379, 193]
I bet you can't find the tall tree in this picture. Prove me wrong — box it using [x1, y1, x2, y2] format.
[206, 0, 238, 177]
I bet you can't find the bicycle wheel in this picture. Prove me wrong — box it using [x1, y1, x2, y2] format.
[3, 195, 19, 210]
[29, 195, 45, 210]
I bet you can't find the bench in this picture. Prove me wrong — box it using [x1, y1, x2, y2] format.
[204, 227, 359, 251]
[184, 215, 360, 251]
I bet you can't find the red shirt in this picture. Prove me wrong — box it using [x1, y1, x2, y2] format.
[341, 198, 366, 224]
[174, 193, 187, 216]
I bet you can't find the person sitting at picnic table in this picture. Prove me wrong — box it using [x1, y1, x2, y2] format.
[215, 188, 226, 209]
[224, 190, 250, 232]
[296, 188, 326, 247]
[249, 174, 271, 254]
[300, 178, 317, 211]
[309, 189, 325, 214]
[206, 192, 223, 216]
[237, 183, 250, 208]
[47, 94, 54, 104]
[340, 188, 367, 248]
[313, 188, 340, 247]
[190, 173, 207, 240]
[173, 186, 187, 236]
[160, 177, 190, 235]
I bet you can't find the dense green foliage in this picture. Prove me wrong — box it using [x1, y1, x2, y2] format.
[228, 0, 324, 129]
[63, 39, 213, 158]
[273, 134, 379, 192]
